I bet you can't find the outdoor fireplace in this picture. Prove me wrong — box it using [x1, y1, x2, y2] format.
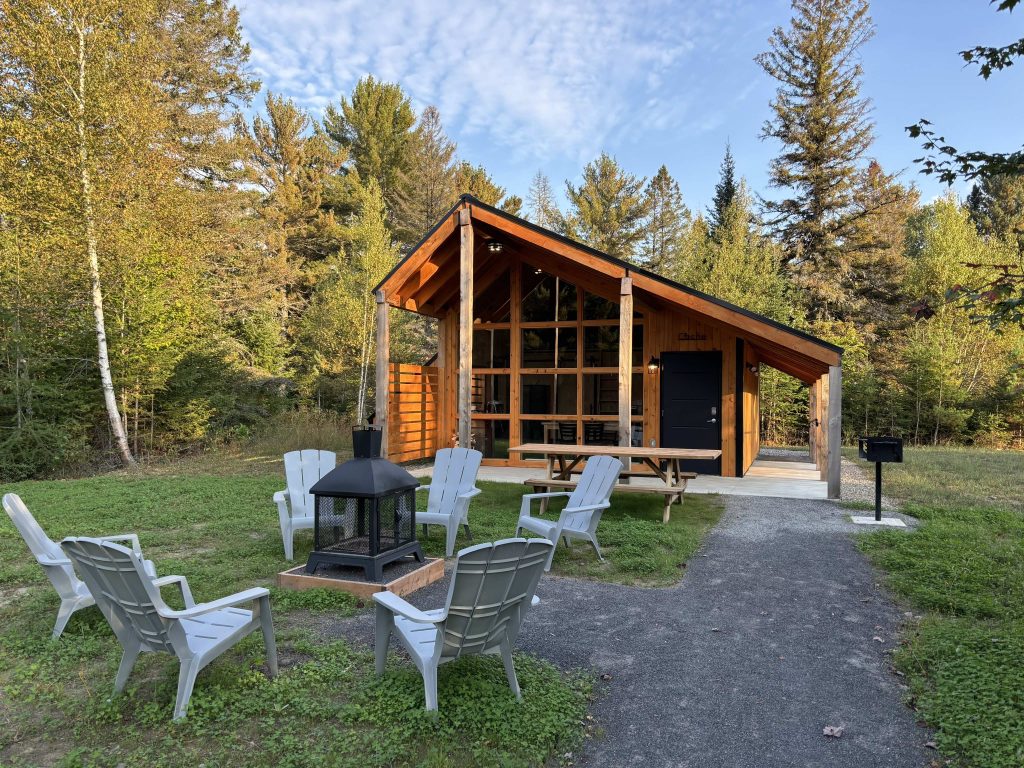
[304, 427, 422, 581]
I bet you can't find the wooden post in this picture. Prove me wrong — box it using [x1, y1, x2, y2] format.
[808, 384, 817, 461]
[375, 290, 389, 458]
[457, 208, 474, 449]
[618, 276, 633, 474]
[827, 364, 842, 499]
[818, 372, 829, 481]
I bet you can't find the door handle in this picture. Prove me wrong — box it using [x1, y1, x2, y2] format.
[707, 418, 717, 423]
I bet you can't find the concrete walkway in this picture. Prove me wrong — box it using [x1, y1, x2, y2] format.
[326, 494, 931, 767]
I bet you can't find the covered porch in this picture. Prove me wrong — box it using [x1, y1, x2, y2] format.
[373, 195, 844, 498]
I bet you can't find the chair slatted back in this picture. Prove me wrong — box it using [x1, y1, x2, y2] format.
[3, 493, 80, 598]
[427, 448, 482, 517]
[563, 455, 621, 531]
[283, 450, 336, 518]
[439, 538, 552, 659]
[61, 538, 177, 654]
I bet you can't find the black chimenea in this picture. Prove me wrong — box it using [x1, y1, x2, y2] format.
[304, 427, 422, 581]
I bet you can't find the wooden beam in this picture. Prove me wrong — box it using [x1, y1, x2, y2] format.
[381, 209, 459, 300]
[375, 289, 390, 458]
[618, 276, 633, 473]
[457, 209, 474, 448]
[827, 364, 842, 499]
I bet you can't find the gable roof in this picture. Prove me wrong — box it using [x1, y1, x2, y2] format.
[376, 195, 841, 378]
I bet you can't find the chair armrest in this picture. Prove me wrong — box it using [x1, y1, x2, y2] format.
[519, 491, 572, 518]
[97, 533, 142, 553]
[458, 488, 482, 499]
[36, 553, 72, 568]
[416, 484, 431, 492]
[161, 587, 269, 619]
[372, 591, 444, 624]
[273, 490, 288, 503]
[153, 574, 196, 608]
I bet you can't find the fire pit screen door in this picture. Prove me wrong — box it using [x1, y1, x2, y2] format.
[305, 428, 423, 581]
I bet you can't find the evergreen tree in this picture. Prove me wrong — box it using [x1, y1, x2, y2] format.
[526, 171, 560, 229]
[324, 76, 416, 205]
[966, 175, 1024, 253]
[756, 0, 875, 316]
[563, 153, 651, 261]
[454, 162, 520, 214]
[707, 143, 737, 242]
[641, 165, 690, 273]
[841, 161, 919, 331]
[390, 106, 457, 243]
[241, 92, 346, 341]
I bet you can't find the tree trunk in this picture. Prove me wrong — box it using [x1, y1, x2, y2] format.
[77, 22, 135, 467]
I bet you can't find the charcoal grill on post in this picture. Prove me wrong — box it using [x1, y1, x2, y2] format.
[304, 427, 422, 582]
[858, 436, 903, 522]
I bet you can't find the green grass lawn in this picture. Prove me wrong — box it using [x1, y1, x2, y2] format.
[853, 447, 1024, 768]
[0, 468, 720, 766]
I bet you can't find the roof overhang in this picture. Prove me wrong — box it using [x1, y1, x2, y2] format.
[375, 195, 841, 381]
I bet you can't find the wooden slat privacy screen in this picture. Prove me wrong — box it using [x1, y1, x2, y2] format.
[387, 363, 439, 463]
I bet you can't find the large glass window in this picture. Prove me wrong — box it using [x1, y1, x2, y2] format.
[474, 268, 511, 322]
[473, 328, 510, 368]
[471, 420, 509, 459]
[522, 266, 577, 321]
[521, 327, 576, 368]
[471, 374, 510, 414]
[583, 373, 642, 415]
[583, 292, 618, 320]
[582, 325, 644, 368]
[521, 374, 577, 414]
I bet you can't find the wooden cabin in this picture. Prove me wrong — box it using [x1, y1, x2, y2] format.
[372, 195, 844, 497]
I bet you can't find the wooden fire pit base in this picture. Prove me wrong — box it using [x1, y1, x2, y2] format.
[276, 556, 444, 599]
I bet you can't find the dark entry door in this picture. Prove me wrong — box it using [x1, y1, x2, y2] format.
[660, 351, 722, 474]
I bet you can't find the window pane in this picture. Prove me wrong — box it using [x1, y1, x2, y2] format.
[583, 291, 618, 320]
[471, 420, 509, 459]
[633, 325, 644, 368]
[522, 328, 556, 368]
[557, 328, 577, 368]
[521, 374, 577, 414]
[471, 374, 510, 414]
[475, 268, 511, 322]
[632, 372, 643, 415]
[472, 328, 510, 368]
[583, 420, 616, 445]
[584, 326, 619, 367]
[557, 280, 578, 320]
[521, 265, 555, 321]
[582, 373, 618, 414]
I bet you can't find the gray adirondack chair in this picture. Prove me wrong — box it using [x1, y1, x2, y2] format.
[416, 447, 482, 556]
[515, 454, 622, 569]
[373, 537, 553, 712]
[2, 493, 171, 638]
[61, 537, 277, 720]
[273, 449, 336, 560]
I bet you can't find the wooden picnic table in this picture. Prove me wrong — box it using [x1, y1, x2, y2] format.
[511, 442, 720, 482]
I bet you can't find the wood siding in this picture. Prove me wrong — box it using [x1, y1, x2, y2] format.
[387, 363, 440, 463]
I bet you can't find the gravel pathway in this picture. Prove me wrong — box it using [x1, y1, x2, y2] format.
[323, 492, 931, 767]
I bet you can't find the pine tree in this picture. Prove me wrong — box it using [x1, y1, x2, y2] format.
[641, 166, 690, 273]
[324, 76, 416, 205]
[707, 143, 737, 242]
[563, 154, 651, 261]
[756, 0, 875, 315]
[454, 162, 520, 214]
[527, 171, 560, 229]
[390, 106, 457, 243]
[966, 175, 1024, 253]
[500, 195, 524, 217]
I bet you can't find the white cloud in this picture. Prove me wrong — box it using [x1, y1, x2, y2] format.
[237, 0, 745, 163]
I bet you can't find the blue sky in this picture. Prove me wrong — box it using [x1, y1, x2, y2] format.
[238, 0, 1023, 213]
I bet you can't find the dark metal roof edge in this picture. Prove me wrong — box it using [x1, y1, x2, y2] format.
[378, 193, 843, 357]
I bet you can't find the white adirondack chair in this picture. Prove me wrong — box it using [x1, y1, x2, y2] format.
[2, 493, 169, 638]
[515, 454, 622, 569]
[373, 537, 553, 712]
[61, 537, 278, 721]
[416, 447, 482, 557]
[273, 449, 336, 560]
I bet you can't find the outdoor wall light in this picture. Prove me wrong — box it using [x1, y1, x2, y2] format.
[647, 356, 660, 373]
[747, 364, 760, 376]
[486, 240, 504, 254]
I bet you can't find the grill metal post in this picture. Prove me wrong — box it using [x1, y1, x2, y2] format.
[875, 460, 882, 522]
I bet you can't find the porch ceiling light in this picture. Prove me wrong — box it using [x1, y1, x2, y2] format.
[487, 240, 504, 254]
[647, 356, 660, 373]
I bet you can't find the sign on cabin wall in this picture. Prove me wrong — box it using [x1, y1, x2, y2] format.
[678, 332, 708, 341]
